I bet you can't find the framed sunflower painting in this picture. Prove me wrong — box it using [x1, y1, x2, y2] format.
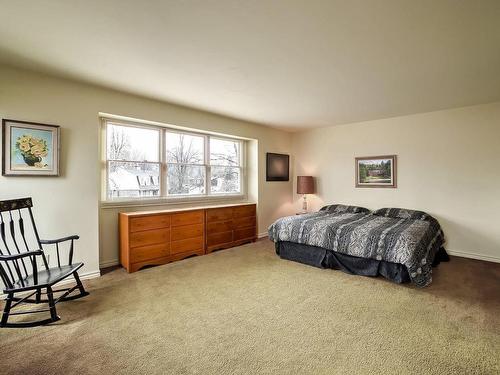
[2, 119, 60, 176]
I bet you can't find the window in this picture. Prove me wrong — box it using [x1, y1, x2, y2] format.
[106, 123, 160, 199]
[210, 137, 241, 194]
[166, 132, 206, 196]
[103, 120, 244, 201]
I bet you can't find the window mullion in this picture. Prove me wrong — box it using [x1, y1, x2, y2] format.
[206, 135, 210, 196]
[161, 129, 166, 198]
[240, 141, 245, 196]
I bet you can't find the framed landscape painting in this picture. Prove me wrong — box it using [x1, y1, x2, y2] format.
[355, 155, 396, 188]
[2, 119, 60, 176]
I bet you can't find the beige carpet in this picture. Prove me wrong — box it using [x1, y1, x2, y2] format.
[1, 240, 499, 374]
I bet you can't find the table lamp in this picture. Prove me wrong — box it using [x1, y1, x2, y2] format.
[297, 176, 315, 213]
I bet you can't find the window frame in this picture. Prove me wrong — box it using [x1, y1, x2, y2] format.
[164, 128, 208, 197]
[101, 118, 246, 204]
[208, 135, 243, 195]
[105, 122, 162, 199]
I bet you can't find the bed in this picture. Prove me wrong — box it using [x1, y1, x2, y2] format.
[268, 204, 448, 287]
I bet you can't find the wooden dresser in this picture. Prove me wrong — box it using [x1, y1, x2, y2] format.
[206, 204, 257, 253]
[119, 203, 256, 272]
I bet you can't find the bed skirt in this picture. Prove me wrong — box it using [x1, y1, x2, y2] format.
[275, 241, 449, 284]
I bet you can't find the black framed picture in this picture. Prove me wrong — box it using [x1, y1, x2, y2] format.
[266, 153, 289, 181]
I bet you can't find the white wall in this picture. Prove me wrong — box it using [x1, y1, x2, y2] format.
[2, 63, 497, 273]
[292, 102, 500, 262]
[0, 65, 294, 274]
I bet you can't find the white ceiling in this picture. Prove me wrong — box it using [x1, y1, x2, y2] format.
[0, 1, 499, 131]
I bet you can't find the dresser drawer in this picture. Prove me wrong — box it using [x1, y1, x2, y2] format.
[130, 214, 170, 232]
[130, 228, 170, 248]
[171, 210, 204, 227]
[233, 205, 256, 218]
[206, 207, 233, 222]
[171, 237, 204, 255]
[233, 216, 256, 229]
[234, 227, 256, 241]
[207, 231, 233, 247]
[171, 223, 204, 241]
[207, 220, 233, 233]
[130, 243, 169, 263]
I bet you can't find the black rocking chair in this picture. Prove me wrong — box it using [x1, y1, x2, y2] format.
[0, 198, 89, 327]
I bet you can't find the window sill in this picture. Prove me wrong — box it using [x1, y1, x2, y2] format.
[100, 194, 248, 210]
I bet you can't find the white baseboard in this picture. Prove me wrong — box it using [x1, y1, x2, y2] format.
[79, 269, 102, 280]
[447, 250, 500, 263]
[101, 235, 270, 267]
[99, 259, 119, 268]
[252, 237, 500, 263]
[94, 249, 500, 278]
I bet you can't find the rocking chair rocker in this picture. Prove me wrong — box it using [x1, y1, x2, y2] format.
[0, 198, 89, 327]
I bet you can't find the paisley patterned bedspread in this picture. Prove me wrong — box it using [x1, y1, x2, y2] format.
[268, 206, 445, 287]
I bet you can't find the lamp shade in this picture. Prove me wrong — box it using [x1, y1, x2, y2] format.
[297, 176, 314, 194]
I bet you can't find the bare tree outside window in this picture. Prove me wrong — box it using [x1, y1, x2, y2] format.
[108, 125, 131, 161]
[166, 133, 205, 195]
[210, 138, 241, 194]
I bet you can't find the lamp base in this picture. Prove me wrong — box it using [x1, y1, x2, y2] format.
[302, 194, 308, 213]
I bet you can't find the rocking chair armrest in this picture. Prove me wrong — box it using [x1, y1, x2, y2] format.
[40, 235, 79, 265]
[40, 235, 80, 244]
[0, 250, 43, 261]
